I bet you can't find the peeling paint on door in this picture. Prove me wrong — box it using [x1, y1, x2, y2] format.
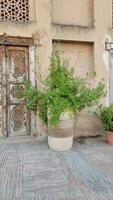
[7, 46, 30, 136]
[0, 45, 32, 137]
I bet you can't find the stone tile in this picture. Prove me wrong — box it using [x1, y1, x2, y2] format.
[0, 138, 113, 199]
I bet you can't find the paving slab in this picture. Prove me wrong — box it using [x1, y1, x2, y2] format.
[0, 138, 113, 200]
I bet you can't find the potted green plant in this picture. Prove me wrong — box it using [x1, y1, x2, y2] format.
[24, 52, 104, 151]
[99, 104, 113, 145]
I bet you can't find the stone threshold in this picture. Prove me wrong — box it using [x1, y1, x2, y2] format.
[0, 135, 46, 144]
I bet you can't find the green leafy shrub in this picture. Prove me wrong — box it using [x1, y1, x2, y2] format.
[23, 80, 38, 111]
[24, 52, 104, 127]
[99, 104, 113, 131]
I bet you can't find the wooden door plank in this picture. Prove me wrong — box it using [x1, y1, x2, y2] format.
[6, 46, 30, 136]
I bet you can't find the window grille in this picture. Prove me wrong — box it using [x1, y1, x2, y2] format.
[0, 0, 29, 22]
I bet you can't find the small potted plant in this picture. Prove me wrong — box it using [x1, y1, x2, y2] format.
[24, 52, 104, 151]
[99, 104, 113, 145]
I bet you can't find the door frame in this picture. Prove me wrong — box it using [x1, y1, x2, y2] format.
[0, 36, 33, 46]
[109, 50, 113, 104]
[105, 42, 113, 105]
[0, 36, 36, 137]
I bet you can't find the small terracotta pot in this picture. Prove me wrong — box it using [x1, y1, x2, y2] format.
[106, 131, 113, 145]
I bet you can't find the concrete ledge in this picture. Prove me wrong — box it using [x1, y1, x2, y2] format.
[74, 112, 104, 138]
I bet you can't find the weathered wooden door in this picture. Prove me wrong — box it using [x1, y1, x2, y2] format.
[0, 45, 31, 137]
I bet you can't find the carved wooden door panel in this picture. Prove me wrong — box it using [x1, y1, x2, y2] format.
[6, 46, 30, 136]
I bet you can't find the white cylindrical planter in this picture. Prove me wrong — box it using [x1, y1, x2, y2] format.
[48, 111, 75, 151]
[48, 135, 73, 151]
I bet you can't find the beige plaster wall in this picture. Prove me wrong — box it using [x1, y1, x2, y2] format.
[53, 41, 103, 137]
[0, 0, 52, 75]
[52, 0, 113, 102]
[0, 0, 112, 138]
[52, 0, 113, 137]
[0, 0, 52, 140]
[52, 0, 94, 27]
[74, 111, 104, 138]
[0, 0, 51, 36]
[55, 41, 94, 77]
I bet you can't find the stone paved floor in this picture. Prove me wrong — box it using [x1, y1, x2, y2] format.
[0, 138, 113, 200]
